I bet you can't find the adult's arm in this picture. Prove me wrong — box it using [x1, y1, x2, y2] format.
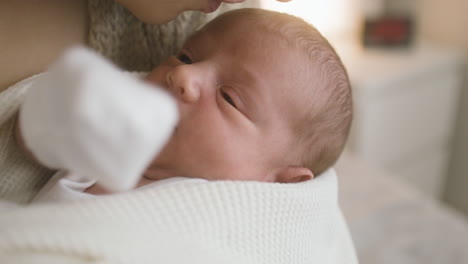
[0, 0, 88, 93]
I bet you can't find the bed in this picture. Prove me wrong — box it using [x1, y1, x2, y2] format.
[336, 152, 468, 264]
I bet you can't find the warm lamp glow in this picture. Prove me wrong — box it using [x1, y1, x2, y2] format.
[261, 0, 358, 42]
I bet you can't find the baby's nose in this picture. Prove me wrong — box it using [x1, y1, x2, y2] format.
[166, 67, 200, 104]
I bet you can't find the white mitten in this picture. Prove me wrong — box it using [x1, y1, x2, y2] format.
[20, 46, 178, 192]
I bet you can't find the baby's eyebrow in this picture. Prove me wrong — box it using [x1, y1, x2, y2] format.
[231, 67, 265, 122]
[231, 62, 264, 89]
[179, 33, 205, 57]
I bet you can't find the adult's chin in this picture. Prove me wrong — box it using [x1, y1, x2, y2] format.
[203, 0, 246, 13]
[222, 0, 246, 3]
[203, 0, 223, 13]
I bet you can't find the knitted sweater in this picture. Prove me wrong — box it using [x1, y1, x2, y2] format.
[87, 0, 207, 71]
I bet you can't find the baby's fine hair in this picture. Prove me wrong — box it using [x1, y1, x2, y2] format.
[218, 9, 353, 176]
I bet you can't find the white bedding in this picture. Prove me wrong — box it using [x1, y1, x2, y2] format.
[0, 168, 357, 264]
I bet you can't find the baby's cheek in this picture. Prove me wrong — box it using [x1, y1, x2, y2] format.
[144, 67, 170, 88]
[144, 69, 161, 83]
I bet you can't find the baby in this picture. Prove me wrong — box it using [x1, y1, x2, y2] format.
[140, 9, 352, 182]
[19, 8, 352, 201]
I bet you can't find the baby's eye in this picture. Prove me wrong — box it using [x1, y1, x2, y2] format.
[176, 53, 193, 64]
[221, 90, 237, 109]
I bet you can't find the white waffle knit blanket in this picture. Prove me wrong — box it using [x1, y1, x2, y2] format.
[0, 169, 357, 264]
[0, 47, 357, 263]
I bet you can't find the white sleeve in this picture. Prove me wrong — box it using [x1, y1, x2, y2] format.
[19, 47, 178, 192]
[32, 171, 96, 203]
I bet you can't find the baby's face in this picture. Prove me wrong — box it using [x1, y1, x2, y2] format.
[143, 19, 312, 183]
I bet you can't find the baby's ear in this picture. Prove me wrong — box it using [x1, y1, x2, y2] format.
[275, 166, 314, 183]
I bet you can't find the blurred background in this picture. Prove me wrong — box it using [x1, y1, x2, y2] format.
[262, 0, 467, 215]
[258, 0, 468, 263]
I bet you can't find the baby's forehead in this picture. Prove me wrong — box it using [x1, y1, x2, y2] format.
[196, 11, 327, 101]
[207, 14, 325, 61]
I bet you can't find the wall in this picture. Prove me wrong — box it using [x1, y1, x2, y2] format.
[260, 0, 360, 42]
[418, 0, 468, 215]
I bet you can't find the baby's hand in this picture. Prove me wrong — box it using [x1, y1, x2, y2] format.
[20, 47, 178, 192]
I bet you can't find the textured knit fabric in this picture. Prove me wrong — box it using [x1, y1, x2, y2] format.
[0, 169, 358, 264]
[0, 76, 54, 204]
[88, 0, 205, 71]
[87, 0, 237, 71]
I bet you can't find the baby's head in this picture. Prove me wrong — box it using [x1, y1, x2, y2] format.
[144, 8, 352, 183]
